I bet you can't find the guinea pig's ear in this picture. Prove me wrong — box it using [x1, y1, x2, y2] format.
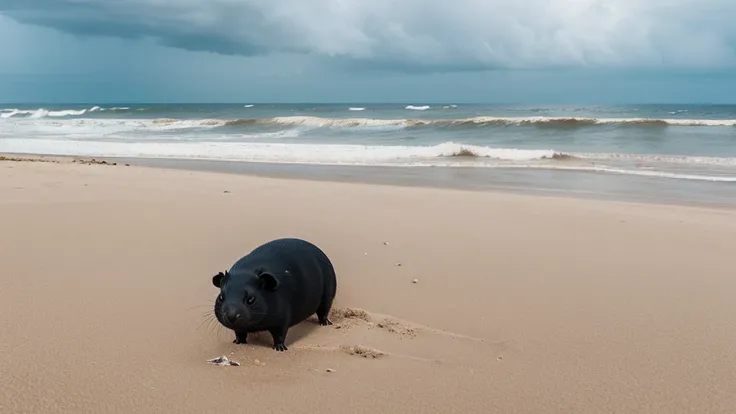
[212, 271, 226, 288]
[258, 272, 280, 291]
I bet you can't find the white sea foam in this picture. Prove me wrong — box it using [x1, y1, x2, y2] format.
[420, 116, 736, 127]
[0, 117, 225, 134]
[574, 152, 736, 167]
[0, 109, 48, 118]
[0, 106, 134, 118]
[268, 116, 403, 128]
[29, 109, 50, 118]
[1, 108, 89, 118]
[1, 112, 735, 127]
[503, 164, 736, 182]
[244, 105, 254, 108]
[231, 115, 736, 128]
[262, 115, 736, 127]
[0, 110, 26, 118]
[0, 118, 306, 142]
[50, 109, 87, 117]
[0, 138, 562, 163]
[86, 106, 131, 111]
[406, 105, 430, 110]
[1, 138, 735, 182]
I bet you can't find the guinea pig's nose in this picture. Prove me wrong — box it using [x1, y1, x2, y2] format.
[226, 311, 241, 325]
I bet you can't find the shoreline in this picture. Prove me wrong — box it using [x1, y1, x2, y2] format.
[3, 152, 736, 209]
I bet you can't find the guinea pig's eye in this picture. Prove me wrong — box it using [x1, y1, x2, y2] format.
[245, 296, 256, 305]
[218, 294, 224, 301]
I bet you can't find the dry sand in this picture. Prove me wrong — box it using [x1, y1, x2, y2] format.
[1, 156, 736, 413]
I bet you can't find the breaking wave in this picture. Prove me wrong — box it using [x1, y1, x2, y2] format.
[2, 104, 735, 184]
[247, 115, 736, 128]
[1, 108, 87, 118]
[2, 111, 734, 128]
[129, 115, 736, 129]
[1, 138, 735, 182]
[0, 106, 131, 118]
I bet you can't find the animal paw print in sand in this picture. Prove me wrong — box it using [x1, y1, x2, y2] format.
[328, 307, 418, 338]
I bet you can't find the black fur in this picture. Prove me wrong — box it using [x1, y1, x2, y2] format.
[212, 238, 337, 351]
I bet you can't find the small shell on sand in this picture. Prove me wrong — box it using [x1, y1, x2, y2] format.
[207, 356, 240, 366]
[412, 279, 418, 284]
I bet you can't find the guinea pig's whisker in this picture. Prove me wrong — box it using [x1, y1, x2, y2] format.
[207, 320, 218, 336]
[200, 314, 219, 334]
[210, 319, 218, 338]
[196, 317, 212, 331]
[199, 311, 215, 319]
[209, 317, 223, 337]
[196, 310, 214, 324]
[187, 304, 215, 311]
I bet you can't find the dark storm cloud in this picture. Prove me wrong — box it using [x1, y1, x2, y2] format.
[1, 0, 735, 72]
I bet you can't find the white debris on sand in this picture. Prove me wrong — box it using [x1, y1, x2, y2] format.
[207, 356, 240, 366]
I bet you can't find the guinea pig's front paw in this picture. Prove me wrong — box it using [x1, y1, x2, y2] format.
[233, 332, 248, 344]
[273, 343, 288, 352]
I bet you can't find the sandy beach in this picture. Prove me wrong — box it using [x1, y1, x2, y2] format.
[2, 156, 736, 413]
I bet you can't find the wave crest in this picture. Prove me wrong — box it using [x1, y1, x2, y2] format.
[234, 115, 736, 128]
[432, 142, 565, 161]
[0, 106, 133, 118]
[2, 111, 734, 128]
[1, 138, 734, 182]
[416, 116, 735, 128]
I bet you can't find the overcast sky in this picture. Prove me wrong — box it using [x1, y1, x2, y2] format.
[1, 0, 735, 104]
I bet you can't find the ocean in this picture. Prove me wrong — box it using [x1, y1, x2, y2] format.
[1, 103, 735, 203]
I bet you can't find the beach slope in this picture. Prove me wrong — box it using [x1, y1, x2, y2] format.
[1, 158, 736, 413]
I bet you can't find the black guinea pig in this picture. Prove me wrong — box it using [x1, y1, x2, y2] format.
[212, 238, 337, 351]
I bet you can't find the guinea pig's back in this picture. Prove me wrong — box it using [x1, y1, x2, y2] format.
[267, 239, 334, 323]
